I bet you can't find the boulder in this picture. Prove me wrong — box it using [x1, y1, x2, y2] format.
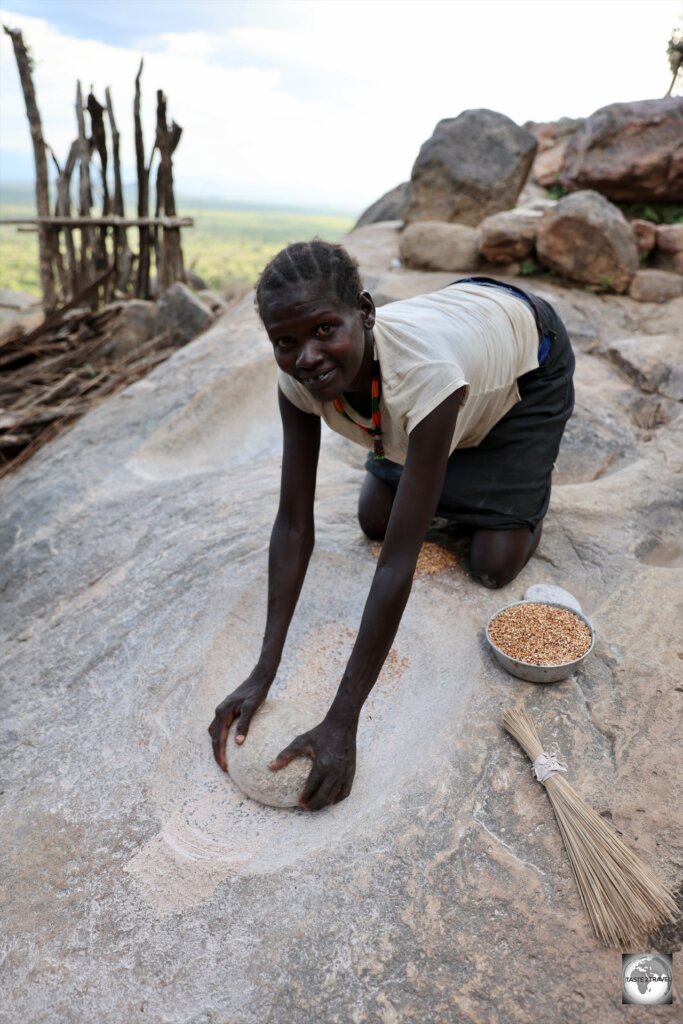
[105, 299, 157, 357]
[525, 117, 585, 151]
[559, 98, 683, 202]
[404, 109, 537, 227]
[675, 252, 683, 275]
[197, 289, 229, 314]
[525, 117, 585, 188]
[606, 334, 683, 401]
[628, 270, 683, 303]
[399, 222, 479, 272]
[535, 191, 638, 292]
[156, 282, 213, 344]
[656, 223, 683, 254]
[631, 219, 657, 255]
[355, 182, 410, 228]
[478, 209, 541, 263]
[185, 268, 209, 292]
[532, 144, 567, 188]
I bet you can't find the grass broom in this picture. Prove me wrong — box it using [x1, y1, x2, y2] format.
[503, 708, 679, 948]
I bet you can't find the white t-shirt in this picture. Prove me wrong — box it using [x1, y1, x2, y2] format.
[277, 281, 540, 464]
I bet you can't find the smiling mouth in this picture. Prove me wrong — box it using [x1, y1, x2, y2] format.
[300, 369, 334, 386]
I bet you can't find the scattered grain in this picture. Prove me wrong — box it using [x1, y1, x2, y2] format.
[371, 540, 460, 576]
[488, 602, 592, 666]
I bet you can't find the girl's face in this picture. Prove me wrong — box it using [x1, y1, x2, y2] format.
[262, 285, 375, 400]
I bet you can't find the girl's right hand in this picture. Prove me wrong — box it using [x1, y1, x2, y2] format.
[208, 668, 272, 771]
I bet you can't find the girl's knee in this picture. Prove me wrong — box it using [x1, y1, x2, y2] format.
[469, 557, 512, 590]
[358, 473, 394, 540]
[469, 523, 542, 589]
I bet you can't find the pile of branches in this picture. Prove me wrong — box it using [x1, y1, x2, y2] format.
[0, 299, 178, 480]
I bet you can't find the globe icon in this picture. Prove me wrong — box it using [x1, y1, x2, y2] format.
[622, 954, 673, 1005]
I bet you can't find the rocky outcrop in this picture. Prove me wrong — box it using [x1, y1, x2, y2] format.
[355, 182, 410, 227]
[399, 221, 479, 272]
[536, 191, 639, 292]
[526, 117, 585, 188]
[631, 219, 657, 255]
[478, 209, 541, 263]
[559, 98, 683, 202]
[629, 269, 683, 303]
[606, 333, 683, 400]
[656, 223, 683, 254]
[156, 281, 213, 343]
[1, 233, 682, 1023]
[105, 299, 157, 357]
[404, 109, 537, 227]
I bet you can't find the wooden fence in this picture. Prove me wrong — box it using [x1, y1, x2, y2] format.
[2, 27, 193, 313]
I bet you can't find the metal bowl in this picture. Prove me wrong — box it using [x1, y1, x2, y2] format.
[485, 600, 595, 683]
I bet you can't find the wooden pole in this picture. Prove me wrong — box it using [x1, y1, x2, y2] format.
[154, 89, 184, 294]
[86, 90, 112, 299]
[75, 81, 96, 301]
[3, 26, 57, 313]
[134, 60, 151, 299]
[105, 86, 132, 293]
[55, 141, 80, 298]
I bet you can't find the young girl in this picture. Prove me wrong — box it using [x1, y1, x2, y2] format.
[209, 240, 575, 811]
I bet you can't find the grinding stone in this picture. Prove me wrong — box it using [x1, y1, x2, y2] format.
[524, 582, 582, 613]
[227, 699, 322, 808]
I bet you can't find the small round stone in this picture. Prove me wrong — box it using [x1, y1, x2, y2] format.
[227, 699, 321, 808]
[524, 582, 582, 613]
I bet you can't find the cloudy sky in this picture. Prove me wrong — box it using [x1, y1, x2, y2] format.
[1, 0, 680, 213]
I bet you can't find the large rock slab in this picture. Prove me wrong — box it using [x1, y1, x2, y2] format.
[1, 249, 682, 1023]
[399, 221, 480, 271]
[536, 191, 639, 293]
[404, 109, 537, 227]
[559, 98, 683, 202]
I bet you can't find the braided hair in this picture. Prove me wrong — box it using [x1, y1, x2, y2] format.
[255, 239, 364, 322]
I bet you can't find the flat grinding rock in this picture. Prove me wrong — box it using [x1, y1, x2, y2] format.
[227, 700, 321, 808]
[524, 582, 583, 613]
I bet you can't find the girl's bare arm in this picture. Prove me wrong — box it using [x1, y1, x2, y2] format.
[270, 387, 465, 809]
[209, 389, 320, 770]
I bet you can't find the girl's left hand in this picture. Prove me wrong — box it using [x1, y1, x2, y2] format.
[269, 717, 357, 811]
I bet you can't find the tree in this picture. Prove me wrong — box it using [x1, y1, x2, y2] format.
[665, 29, 683, 97]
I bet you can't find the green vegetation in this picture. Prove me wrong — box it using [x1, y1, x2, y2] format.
[519, 257, 541, 276]
[0, 194, 354, 297]
[618, 202, 683, 225]
[546, 183, 569, 200]
[182, 206, 353, 291]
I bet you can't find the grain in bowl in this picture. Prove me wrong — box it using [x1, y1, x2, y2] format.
[485, 600, 595, 683]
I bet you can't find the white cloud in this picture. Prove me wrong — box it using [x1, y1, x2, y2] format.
[1, 1, 681, 210]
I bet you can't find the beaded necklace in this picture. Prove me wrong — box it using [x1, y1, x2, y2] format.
[333, 358, 384, 460]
